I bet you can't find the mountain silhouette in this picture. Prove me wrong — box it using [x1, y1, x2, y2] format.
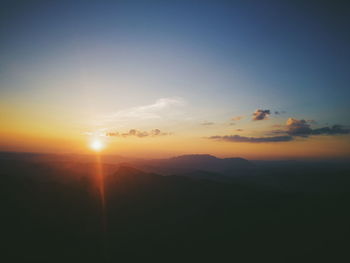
[131, 154, 254, 176]
[2, 153, 350, 262]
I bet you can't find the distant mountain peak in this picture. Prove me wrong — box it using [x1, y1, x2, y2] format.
[169, 154, 251, 164]
[170, 154, 219, 161]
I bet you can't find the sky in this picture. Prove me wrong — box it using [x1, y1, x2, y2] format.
[1, 0, 350, 159]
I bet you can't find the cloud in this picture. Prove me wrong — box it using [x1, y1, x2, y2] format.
[82, 129, 108, 137]
[101, 97, 186, 123]
[266, 119, 349, 138]
[267, 129, 288, 135]
[200, 121, 215, 126]
[286, 118, 312, 137]
[106, 129, 170, 138]
[312, 125, 350, 135]
[231, 116, 245, 121]
[209, 118, 350, 144]
[235, 129, 243, 131]
[209, 134, 293, 143]
[285, 118, 350, 137]
[274, 110, 286, 115]
[252, 109, 270, 121]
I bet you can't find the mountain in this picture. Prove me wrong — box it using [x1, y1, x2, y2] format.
[2, 154, 350, 262]
[131, 154, 255, 176]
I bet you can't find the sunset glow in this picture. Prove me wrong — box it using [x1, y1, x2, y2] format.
[2, 2, 350, 262]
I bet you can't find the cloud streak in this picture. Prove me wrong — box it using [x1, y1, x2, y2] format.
[106, 129, 170, 138]
[209, 134, 293, 143]
[200, 121, 215, 126]
[208, 118, 349, 144]
[312, 125, 350, 135]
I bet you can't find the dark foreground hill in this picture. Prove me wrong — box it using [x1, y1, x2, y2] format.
[1, 155, 350, 262]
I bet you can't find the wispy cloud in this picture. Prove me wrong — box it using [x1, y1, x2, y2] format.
[100, 97, 186, 124]
[209, 134, 293, 143]
[200, 121, 215, 126]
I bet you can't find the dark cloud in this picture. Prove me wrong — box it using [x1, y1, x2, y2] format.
[229, 122, 236, 126]
[209, 134, 293, 143]
[268, 129, 288, 135]
[286, 118, 350, 137]
[106, 129, 170, 138]
[200, 121, 214, 126]
[209, 118, 349, 144]
[286, 118, 312, 137]
[312, 125, 350, 135]
[252, 109, 270, 121]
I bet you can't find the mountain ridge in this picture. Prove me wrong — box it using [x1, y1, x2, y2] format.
[130, 154, 254, 177]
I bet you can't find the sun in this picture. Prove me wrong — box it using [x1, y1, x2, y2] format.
[90, 139, 104, 152]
